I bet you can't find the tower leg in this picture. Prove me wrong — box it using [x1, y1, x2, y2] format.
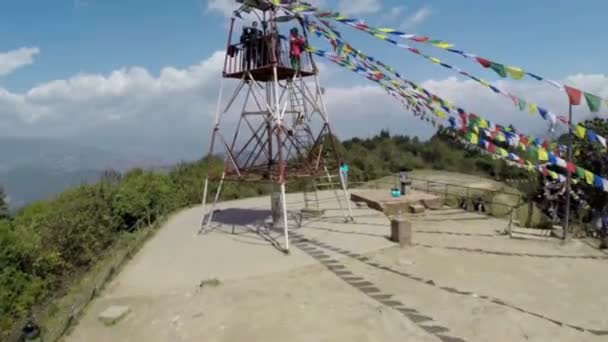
[198, 176, 210, 233]
[338, 170, 354, 222]
[280, 182, 290, 253]
[324, 166, 348, 221]
[201, 171, 226, 233]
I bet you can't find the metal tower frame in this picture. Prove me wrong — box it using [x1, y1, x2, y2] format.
[199, 3, 353, 253]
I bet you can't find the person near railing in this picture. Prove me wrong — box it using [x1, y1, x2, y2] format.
[251, 21, 262, 68]
[271, 26, 287, 67]
[289, 27, 305, 71]
[239, 26, 252, 71]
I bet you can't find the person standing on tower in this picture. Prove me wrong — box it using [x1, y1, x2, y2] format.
[250, 21, 263, 67]
[289, 27, 305, 71]
[240, 25, 252, 70]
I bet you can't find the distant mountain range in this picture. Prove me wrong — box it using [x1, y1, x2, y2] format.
[0, 137, 176, 209]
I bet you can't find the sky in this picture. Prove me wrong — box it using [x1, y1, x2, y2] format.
[1, 0, 608, 162]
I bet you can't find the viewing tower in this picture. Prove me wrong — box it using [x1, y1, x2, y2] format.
[200, 0, 353, 253]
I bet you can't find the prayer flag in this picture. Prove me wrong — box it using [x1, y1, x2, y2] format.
[529, 103, 537, 115]
[549, 171, 558, 180]
[564, 85, 582, 105]
[505, 66, 525, 80]
[575, 125, 586, 139]
[537, 148, 549, 161]
[429, 40, 452, 49]
[576, 167, 585, 179]
[475, 57, 491, 68]
[489, 62, 507, 78]
[585, 170, 594, 185]
[518, 98, 527, 111]
[594, 175, 604, 189]
[584, 92, 602, 112]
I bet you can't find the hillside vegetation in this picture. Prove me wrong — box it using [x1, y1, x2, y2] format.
[0, 129, 532, 337]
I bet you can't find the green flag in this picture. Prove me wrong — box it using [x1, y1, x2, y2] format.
[518, 98, 527, 111]
[576, 167, 586, 179]
[584, 92, 602, 112]
[489, 62, 507, 78]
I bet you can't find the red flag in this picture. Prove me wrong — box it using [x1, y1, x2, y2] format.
[475, 57, 491, 68]
[519, 134, 528, 145]
[412, 36, 429, 42]
[564, 85, 582, 105]
[566, 162, 576, 173]
[541, 167, 548, 176]
[408, 48, 420, 54]
[487, 142, 495, 153]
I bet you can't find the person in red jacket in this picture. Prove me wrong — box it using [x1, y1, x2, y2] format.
[289, 27, 305, 71]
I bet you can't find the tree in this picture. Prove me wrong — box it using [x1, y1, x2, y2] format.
[563, 118, 608, 212]
[0, 186, 8, 220]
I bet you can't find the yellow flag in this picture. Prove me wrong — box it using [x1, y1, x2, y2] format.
[429, 57, 441, 64]
[473, 126, 479, 134]
[548, 171, 558, 180]
[432, 41, 453, 49]
[585, 170, 594, 185]
[378, 28, 396, 33]
[537, 148, 549, 161]
[529, 103, 537, 115]
[499, 148, 508, 157]
[505, 66, 525, 80]
[480, 80, 490, 87]
[433, 109, 447, 119]
[575, 125, 586, 139]
[469, 133, 479, 144]
[496, 133, 506, 142]
[373, 33, 387, 40]
[479, 119, 488, 128]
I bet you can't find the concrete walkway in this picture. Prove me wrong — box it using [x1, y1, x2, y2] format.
[66, 190, 608, 342]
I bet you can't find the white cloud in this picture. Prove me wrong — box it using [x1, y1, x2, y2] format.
[324, 84, 436, 139]
[337, 0, 381, 15]
[387, 6, 405, 21]
[400, 6, 432, 29]
[206, 0, 239, 18]
[0, 51, 226, 159]
[0, 47, 40, 77]
[3, 44, 608, 161]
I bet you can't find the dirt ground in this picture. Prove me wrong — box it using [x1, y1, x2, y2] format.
[65, 189, 608, 342]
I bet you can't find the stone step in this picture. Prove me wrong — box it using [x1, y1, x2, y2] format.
[98, 305, 131, 326]
[408, 203, 425, 213]
[510, 227, 556, 241]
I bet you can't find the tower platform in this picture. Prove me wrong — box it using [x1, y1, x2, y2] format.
[224, 65, 315, 82]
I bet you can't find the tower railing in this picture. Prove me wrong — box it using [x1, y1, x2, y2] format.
[224, 33, 314, 77]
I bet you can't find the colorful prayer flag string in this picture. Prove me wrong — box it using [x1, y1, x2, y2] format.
[283, 2, 608, 114]
[306, 21, 608, 153]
